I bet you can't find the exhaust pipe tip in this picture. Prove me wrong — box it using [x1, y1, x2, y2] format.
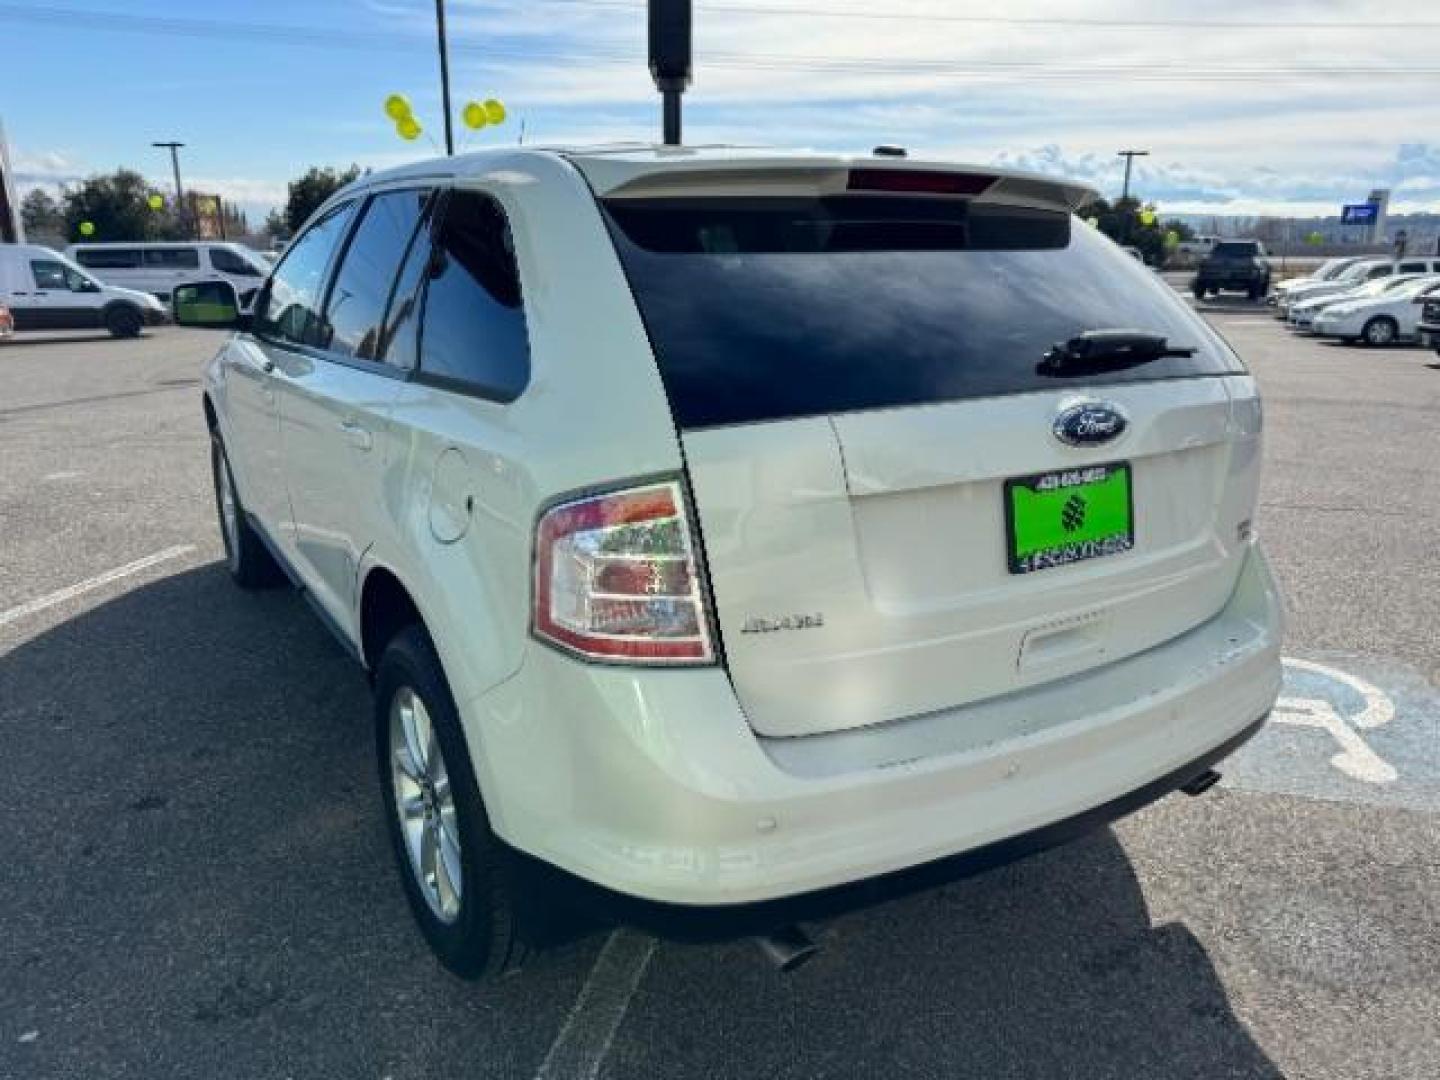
[1180, 768, 1222, 797]
[753, 924, 818, 972]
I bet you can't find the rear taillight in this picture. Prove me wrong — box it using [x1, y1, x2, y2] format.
[533, 480, 714, 664]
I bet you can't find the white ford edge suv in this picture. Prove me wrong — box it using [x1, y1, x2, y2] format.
[177, 145, 1283, 978]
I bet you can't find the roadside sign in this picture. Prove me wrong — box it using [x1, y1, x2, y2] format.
[1341, 204, 1378, 224]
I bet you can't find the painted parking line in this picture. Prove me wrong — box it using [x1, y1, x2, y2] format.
[1223, 654, 1440, 812]
[534, 930, 656, 1080]
[0, 545, 197, 632]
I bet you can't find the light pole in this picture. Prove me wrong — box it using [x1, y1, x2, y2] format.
[152, 141, 187, 237]
[1117, 148, 1148, 243]
[435, 0, 455, 155]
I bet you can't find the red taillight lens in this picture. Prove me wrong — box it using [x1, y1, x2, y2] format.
[533, 480, 714, 664]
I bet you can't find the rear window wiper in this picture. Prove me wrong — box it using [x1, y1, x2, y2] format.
[1039, 329, 1196, 375]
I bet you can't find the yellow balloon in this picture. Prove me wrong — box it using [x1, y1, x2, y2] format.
[148, 194, 164, 210]
[396, 115, 422, 141]
[462, 101, 488, 130]
[79, 220, 96, 236]
[1140, 206, 1157, 226]
[483, 98, 506, 124]
[384, 93, 413, 121]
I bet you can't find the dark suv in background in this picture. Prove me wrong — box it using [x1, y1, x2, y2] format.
[1192, 240, 1271, 300]
[1419, 293, 1440, 357]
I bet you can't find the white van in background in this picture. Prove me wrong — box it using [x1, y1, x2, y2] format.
[0, 244, 169, 337]
[1177, 235, 1218, 258]
[65, 242, 270, 306]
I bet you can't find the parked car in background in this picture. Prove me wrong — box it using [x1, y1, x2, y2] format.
[1276, 257, 1440, 320]
[1310, 276, 1440, 345]
[1177, 235, 1217, 258]
[1192, 240, 1270, 299]
[1417, 293, 1440, 356]
[1267, 256, 1366, 306]
[172, 146, 1282, 979]
[65, 241, 270, 307]
[1288, 274, 1429, 332]
[0, 244, 169, 337]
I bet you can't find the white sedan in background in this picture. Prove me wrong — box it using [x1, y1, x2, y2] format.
[1289, 274, 1428, 331]
[1311, 276, 1440, 346]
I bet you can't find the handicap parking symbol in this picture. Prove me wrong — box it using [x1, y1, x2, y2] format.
[1272, 657, 1397, 784]
[1223, 653, 1440, 811]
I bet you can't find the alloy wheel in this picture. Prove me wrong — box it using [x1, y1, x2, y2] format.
[389, 686, 464, 923]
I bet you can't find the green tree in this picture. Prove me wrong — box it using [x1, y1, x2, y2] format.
[60, 169, 171, 242]
[263, 207, 288, 240]
[20, 188, 64, 239]
[1082, 197, 1187, 266]
[284, 164, 363, 232]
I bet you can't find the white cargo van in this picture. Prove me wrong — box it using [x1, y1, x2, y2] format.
[0, 244, 168, 337]
[65, 241, 269, 306]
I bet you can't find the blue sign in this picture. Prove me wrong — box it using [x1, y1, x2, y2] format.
[1342, 203, 1378, 224]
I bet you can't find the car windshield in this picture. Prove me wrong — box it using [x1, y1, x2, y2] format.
[1316, 259, 1356, 280]
[1213, 242, 1257, 257]
[1338, 262, 1382, 281]
[603, 196, 1241, 429]
[1388, 277, 1439, 297]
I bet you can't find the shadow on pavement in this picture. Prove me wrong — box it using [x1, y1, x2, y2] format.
[0, 564, 591, 1080]
[609, 828, 1282, 1079]
[0, 563, 1281, 1079]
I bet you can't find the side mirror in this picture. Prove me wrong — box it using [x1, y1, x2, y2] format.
[79, 280, 102, 293]
[173, 280, 245, 330]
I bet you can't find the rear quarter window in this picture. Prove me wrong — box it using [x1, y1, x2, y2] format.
[416, 189, 530, 402]
[603, 196, 1243, 429]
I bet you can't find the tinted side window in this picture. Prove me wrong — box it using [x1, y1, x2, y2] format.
[1399, 261, 1427, 274]
[418, 190, 529, 400]
[321, 189, 431, 361]
[255, 202, 357, 347]
[144, 248, 201, 268]
[75, 248, 142, 269]
[209, 247, 262, 276]
[374, 210, 436, 370]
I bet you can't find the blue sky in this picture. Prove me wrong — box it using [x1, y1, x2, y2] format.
[5, 0, 1439, 228]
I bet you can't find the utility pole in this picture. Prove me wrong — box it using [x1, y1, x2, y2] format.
[152, 141, 187, 237]
[1117, 149, 1148, 204]
[435, 0, 455, 155]
[1117, 148, 1148, 244]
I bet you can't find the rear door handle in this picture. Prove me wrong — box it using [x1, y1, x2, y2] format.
[339, 418, 373, 452]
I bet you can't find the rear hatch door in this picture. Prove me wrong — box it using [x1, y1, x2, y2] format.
[595, 161, 1259, 738]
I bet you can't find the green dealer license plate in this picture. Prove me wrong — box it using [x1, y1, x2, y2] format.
[1004, 462, 1134, 575]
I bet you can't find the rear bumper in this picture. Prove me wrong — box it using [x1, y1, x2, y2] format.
[144, 307, 170, 327]
[465, 544, 1283, 908]
[1419, 327, 1440, 348]
[515, 712, 1267, 939]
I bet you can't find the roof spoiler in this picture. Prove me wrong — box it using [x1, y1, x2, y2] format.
[589, 162, 1098, 214]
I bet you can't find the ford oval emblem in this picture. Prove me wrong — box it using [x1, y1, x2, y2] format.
[1053, 401, 1128, 447]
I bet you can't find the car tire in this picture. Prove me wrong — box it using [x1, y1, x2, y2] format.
[1362, 316, 1399, 347]
[104, 304, 144, 339]
[375, 624, 529, 980]
[1192, 283, 1206, 300]
[210, 431, 285, 589]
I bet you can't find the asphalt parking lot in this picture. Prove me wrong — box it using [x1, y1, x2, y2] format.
[2, 311, 1438, 1080]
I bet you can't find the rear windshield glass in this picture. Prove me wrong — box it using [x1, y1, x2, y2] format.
[1213, 242, 1258, 257]
[603, 196, 1242, 429]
